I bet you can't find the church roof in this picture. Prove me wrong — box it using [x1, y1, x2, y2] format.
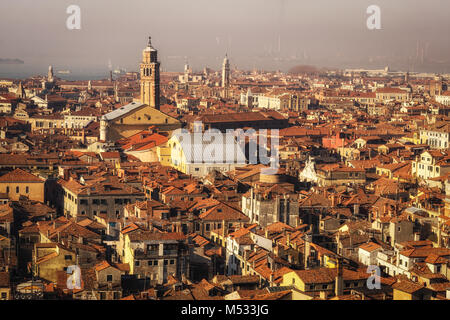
[101, 102, 144, 121]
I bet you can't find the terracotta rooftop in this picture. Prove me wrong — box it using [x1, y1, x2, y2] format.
[0, 168, 43, 182]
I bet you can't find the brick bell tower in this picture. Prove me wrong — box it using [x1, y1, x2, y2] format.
[140, 36, 160, 110]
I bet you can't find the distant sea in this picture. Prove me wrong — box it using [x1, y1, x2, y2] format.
[1, 56, 450, 80]
[0, 62, 115, 81]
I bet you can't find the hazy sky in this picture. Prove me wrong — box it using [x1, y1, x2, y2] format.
[1, 0, 450, 75]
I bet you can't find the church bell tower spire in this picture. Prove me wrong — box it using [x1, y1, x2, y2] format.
[140, 35, 160, 110]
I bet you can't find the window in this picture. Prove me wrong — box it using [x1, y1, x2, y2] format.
[64, 255, 72, 260]
[135, 261, 140, 267]
[1, 292, 6, 300]
[170, 259, 174, 265]
[148, 260, 153, 266]
[16, 186, 19, 193]
[164, 260, 168, 265]
[107, 275, 113, 282]
[26, 186, 29, 193]
[6, 187, 9, 193]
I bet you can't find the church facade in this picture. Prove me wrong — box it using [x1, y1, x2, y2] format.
[100, 37, 180, 142]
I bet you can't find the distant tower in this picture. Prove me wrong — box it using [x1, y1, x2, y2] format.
[184, 58, 191, 74]
[183, 58, 191, 83]
[16, 82, 26, 99]
[100, 116, 108, 141]
[405, 71, 409, 84]
[430, 75, 444, 96]
[221, 54, 230, 98]
[140, 36, 160, 110]
[47, 65, 54, 82]
[87, 80, 92, 91]
[245, 87, 253, 108]
[114, 82, 119, 103]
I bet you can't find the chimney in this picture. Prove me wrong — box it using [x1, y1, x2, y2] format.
[269, 273, 273, 285]
[304, 234, 311, 269]
[335, 257, 344, 296]
[383, 202, 388, 215]
[353, 204, 359, 216]
[331, 194, 336, 207]
[222, 219, 227, 238]
[437, 219, 442, 247]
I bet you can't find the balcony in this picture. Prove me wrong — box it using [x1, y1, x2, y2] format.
[163, 250, 178, 256]
[134, 249, 159, 258]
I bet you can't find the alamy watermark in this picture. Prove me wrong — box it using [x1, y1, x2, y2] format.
[66, 5, 81, 30]
[366, 265, 381, 289]
[366, 5, 381, 30]
[66, 265, 82, 290]
[171, 122, 279, 175]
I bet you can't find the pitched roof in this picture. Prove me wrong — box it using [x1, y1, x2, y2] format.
[101, 102, 145, 121]
[199, 202, 249, 222]
[392, 279, 425, 294]
[359, 242, 382, 253]
[0, 168, 43, 182]
[291, 267, 369, 284]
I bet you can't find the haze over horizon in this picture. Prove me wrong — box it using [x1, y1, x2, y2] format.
[1, 0, 450, 79]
